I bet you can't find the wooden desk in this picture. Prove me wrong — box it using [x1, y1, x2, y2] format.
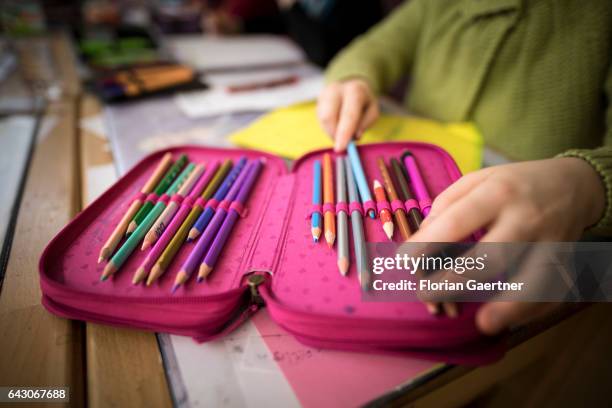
[1, 33, 611, 408]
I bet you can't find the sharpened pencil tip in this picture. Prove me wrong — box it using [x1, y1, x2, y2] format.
[141, 240, 151, 250]
[383, 222, 394, 241]
[325, 231, 335, 247]
[337, 258, 349, 276]
[100, 275, 108, 282]
[369, 212, 376, 219]
[171, 284, 179, 294]
[127, 221, 137, 234]
[197, 276, 204, 283]
[313, 237, 318, 243]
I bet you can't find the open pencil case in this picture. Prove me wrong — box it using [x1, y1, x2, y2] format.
[39, 142, 503, 365]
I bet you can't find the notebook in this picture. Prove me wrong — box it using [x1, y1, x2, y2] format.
[230, 102, 483, 173]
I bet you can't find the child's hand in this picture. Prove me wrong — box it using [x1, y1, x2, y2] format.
[409, 157, 606, 334]
[317, 79, 379, 152]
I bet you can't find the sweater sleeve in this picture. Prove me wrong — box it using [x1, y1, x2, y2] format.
[558, 62, 612, 236]
[324, 0, 425, 94]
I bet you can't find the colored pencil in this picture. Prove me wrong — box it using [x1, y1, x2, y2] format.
[173, 161, 254, 289]
[131, 161, 221, 285]
[390, 158, 423, 230]
[345, 157, 370, 290]
[373, 180, 394, 240]
[141, 164, 205, 250]
[151, 160, 233, 278]
[198, 159, 263, 280]
[128, 154, 188, 234]
[322, 153, 336, 247]
[101, 163, 195, 280]
[311, 160, 322, 242]
[188, 157, 248, 241]
[347, 142, 375, 219]
[98, 152, 172, 263]
[336, 157, 349, 276]
[377, 157, 411, 241]
[401, 151, 432, 216]
[390, 158, 444, 315]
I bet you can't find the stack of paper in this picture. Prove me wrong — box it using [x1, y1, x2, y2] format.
[165, 34, 305, 71]
[175, 76, 323, 118]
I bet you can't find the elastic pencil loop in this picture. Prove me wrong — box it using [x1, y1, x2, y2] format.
[182, 196, 196, 208]
[218, 199, 231, 211]
[170, 194, 184, 204]
[194, 197, 207, 208]
[363, 199, 377, 216]
[349, 201, 364, 216]
[418, 198, 432, 214]
[229, 201, 248, 218]
[335, 202, 349, 214]
[158, 194, 171, 204]
[145, 193, 158, 203]
[132, 192, 148, 202]
[322, 203, 335, 214]
[376, 200, 391, 213]
[390, 199, 405, 213]
[205, 198, 219, 210]
[404, 199, 419, 212]
[305, 204, 323, 220]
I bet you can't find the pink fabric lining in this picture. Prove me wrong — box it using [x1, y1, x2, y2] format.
[170, 194, 184, 204]
[145, 192, 158, 203]
[229, 201, 247, 217]
[182, 196, 196, 208]
[206, 198, 219, 210]
[322, 203, 335, 214]
[335, 202, 348, 214]
[218, 199, 231, 211]
[348, 201, 364, 216]
[363, 199, 377, 216]
[306, 203, 322, 220]
[133, 191, 147, 202]
[390, 199, 405, 213]
[405, 199, 419, 211]
[419, 198, 432, 215]
[158, 194, 170, 204]
[376, 200, 391, 213]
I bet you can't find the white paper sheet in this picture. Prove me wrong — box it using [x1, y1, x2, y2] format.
[176, 76, 323, 118]
[165, 34, 305, 71]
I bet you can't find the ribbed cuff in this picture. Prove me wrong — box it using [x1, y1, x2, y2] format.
[558, 147, 612, 235]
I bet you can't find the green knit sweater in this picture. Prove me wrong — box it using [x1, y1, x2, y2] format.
[326, 0, 612, 235]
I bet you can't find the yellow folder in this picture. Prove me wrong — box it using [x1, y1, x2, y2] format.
[230, 102, 483, 173]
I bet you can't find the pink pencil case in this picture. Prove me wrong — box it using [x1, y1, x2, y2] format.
[39, 142, 503, 365]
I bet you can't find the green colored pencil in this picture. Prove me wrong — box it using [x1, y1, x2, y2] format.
[154, 159, 233, 273]
[101, 163, 195, 280]
[127, 154, 188, 234]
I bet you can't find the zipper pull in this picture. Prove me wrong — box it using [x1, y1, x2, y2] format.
[247, 274, 266, 306]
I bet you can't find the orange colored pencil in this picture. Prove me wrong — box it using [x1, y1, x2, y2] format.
[98, 152, 172, 262]
[377, 158, 411, 241]
[373, 180, 394, 240]
[323, 153, 336, 247]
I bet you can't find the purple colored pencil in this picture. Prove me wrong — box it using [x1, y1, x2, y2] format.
[132, 161, 221, 284]
[197, 159, 263, 281]
[176, 160, 255, 286]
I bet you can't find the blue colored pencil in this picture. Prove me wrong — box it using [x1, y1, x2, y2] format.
[347, 142, 375, 218]
[187, 157, 248, 241]
[311, 160, 322, 242]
